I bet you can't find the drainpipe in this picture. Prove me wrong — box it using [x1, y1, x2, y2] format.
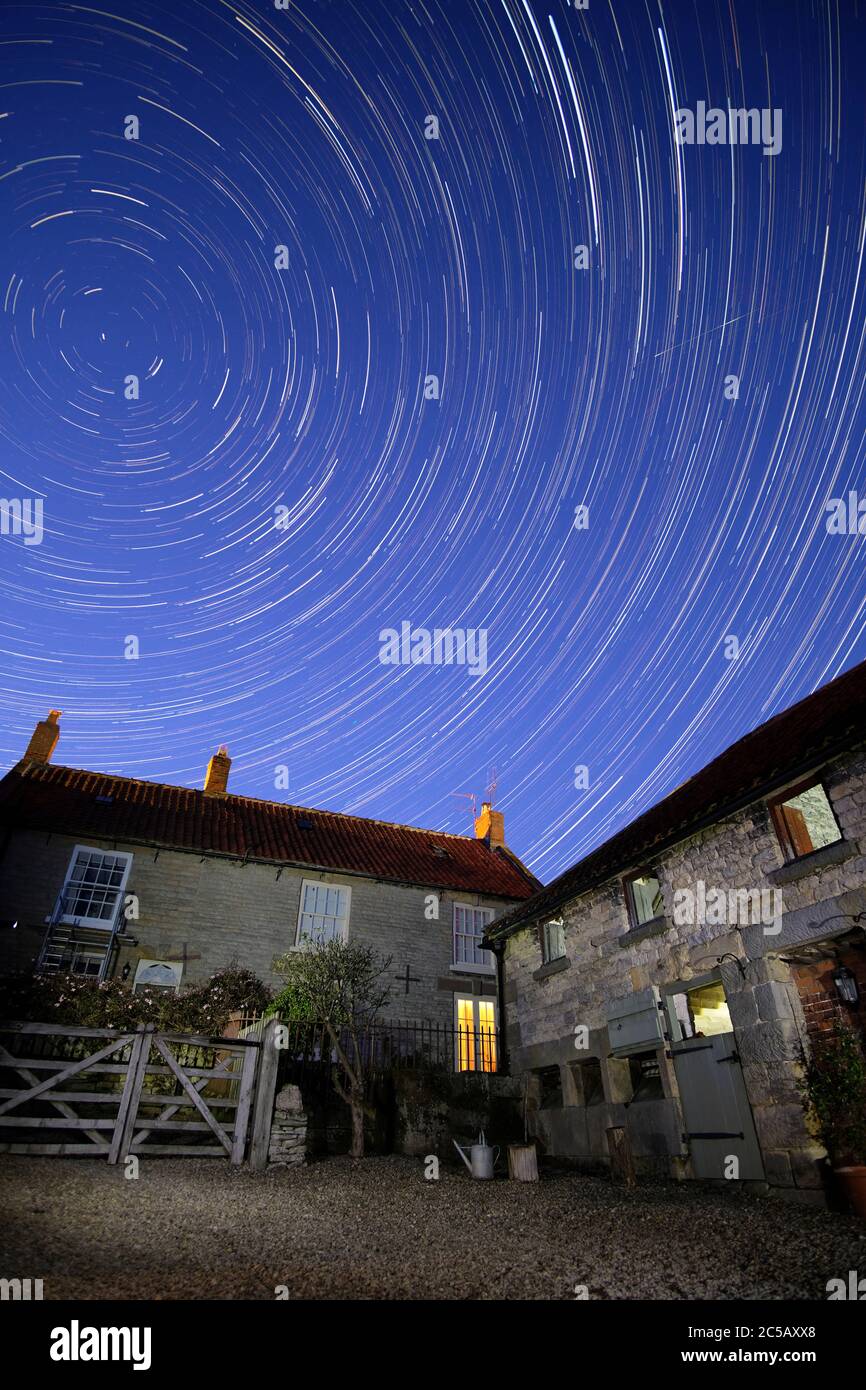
[491, 939, 510, 1076]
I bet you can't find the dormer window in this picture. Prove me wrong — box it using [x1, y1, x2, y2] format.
[624, 870, 663, 928]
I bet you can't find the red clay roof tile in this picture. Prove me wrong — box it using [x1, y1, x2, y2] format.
[0, 760, 539, 900]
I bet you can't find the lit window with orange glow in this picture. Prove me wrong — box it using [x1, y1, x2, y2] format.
[455, 996, 497, 1073]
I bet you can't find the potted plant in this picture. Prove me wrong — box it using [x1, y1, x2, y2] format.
[801, 1018, 866, 1217]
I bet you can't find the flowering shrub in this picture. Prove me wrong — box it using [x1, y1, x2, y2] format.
[160, 967, 272, 1033]
[0, 966, 272, 1035]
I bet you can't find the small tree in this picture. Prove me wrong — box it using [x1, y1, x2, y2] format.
[271, 938, 392, 1157]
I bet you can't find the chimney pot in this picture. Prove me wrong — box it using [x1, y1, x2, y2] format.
[24, 710, 62, 764]
[474, 801, 505, 849]
[204, 746, 231, 797]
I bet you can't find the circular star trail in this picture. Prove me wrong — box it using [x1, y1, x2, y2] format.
[0, 0, 864, 880]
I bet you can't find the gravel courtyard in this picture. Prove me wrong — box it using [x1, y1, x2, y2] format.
[1, 1154, 863, 1300]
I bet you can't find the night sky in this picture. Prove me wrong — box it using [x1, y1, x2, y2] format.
[1, 0, 864, 882]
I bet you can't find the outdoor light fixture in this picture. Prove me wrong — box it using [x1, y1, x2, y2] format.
[121, 963, 131, 982]
[717, 952, 747, 979]
[833, 966, 859, 1005]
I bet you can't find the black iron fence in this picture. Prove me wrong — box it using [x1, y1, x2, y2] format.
[231, 1015, 499, 1077]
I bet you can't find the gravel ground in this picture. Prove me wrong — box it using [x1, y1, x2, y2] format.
[1, 1154, 863, 1300]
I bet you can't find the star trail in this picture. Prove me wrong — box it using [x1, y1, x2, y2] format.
[0, 0, 864, 882]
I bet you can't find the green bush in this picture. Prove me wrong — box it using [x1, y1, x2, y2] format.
[801, 1019, 866, 1166]
[0, 965, 272, 1035]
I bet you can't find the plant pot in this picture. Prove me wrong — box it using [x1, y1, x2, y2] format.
[835, 1165, 866, 1218]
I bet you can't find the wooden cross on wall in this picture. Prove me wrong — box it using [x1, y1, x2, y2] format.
[395, 963, 421, 995]
[160, 942, 202, 968]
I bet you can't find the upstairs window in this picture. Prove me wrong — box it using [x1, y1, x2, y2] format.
[624, 870, 663, 928]
[295, 881, 350, 946]
[58, 846, 132, 929]
[452, 903, 494, 970]
[541, 917, 566, 962]
[769, 778, 842, 862]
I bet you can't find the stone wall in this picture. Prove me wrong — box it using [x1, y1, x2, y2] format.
[503, 743, 866, 1194]
[275, 1067, 524, 1162]
[268, 1084, 308, 1166]
[0, 827, 512, 1026]
[393, 1069, 525, 1159]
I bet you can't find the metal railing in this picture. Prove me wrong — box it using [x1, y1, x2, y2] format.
[230, 1015, 499, 1076]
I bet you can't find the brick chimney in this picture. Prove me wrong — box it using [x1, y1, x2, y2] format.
[204, 744, 231, 797]
[474, 801, 505, 849]
[24, 709, 62, 764]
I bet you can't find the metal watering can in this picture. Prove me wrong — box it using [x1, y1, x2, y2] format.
[453, 1130, 500, 1179]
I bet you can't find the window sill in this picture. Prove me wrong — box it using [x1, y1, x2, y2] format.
[767, 837, 856, 886]
[450, 963, 495, 975]
[618, 914, 671, 947]
[532, 956, 570, 981]
[291, 934, 348, 952]
[59, 918, 115, 932]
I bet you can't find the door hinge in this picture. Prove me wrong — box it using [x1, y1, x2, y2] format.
[716, 1051, 740, 1064]
[684, 1131, 745, 1141]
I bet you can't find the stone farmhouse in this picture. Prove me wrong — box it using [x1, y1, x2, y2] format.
[0, 712, 539, 1067]
[485, 659, 866, 1197]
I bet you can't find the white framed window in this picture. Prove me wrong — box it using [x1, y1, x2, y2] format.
[455, 995, 498, 1073]
[295, 880, 351, 946]
[452, 903, 495, 971]
[541, 917, 566, 962]
[133, 960, 183, 994]
[58, 845, 133, 929]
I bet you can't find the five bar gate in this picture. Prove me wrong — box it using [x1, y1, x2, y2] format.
[0, 1021, 263, 1164]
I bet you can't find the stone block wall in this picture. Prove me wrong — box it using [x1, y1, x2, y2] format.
[277, 1068, 524, 1161]
[502, 743, 866, 1193]
[0, 826, 516, 1028]
[393, 1069, 524, 1158]
[268, 1084, 308, 1166]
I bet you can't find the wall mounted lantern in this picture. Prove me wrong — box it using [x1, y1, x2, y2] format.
[833, 966, 859, 1005]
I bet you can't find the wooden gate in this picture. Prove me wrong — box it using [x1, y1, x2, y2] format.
[0, 1022, 261, 1164]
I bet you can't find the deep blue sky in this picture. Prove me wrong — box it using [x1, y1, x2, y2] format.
[0, 0, 864, 882]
